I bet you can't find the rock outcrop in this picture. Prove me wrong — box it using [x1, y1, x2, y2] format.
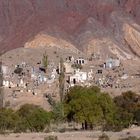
[0, 0, 140, 59]
[24, 33, 80, 54]
[123, 23, 140, 57]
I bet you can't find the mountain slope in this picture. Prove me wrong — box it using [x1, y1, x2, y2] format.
[0, 0, 140, 59]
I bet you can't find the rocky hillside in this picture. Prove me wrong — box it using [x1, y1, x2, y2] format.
[0, 0, 140, 59]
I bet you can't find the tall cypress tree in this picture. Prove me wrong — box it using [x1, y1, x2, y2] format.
[0, 61, 4, 108]
[59, 58, 65, 102]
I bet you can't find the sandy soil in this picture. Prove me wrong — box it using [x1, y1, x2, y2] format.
[0, 127, 140, 140]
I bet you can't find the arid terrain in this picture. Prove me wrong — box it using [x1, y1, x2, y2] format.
[0, 1, 140, 139]
[0, 127, 140, 140]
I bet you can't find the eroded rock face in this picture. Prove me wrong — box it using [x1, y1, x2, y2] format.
[85, 37, 133, 60]
[24, 33, 80, 54]
[0, 0, 140, 59]
[123, 23, 140, 57]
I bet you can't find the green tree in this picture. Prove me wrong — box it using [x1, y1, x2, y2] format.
[64, 86, 116, 130]
[104, 108, 133, 131]
[111, 91, 140, 131]
[114, 91, 140, 126]
[0, 108, 23, 132]
[42, 52, 48, 68]
[114, 91, 140, 114]
[98, 93, 117, 126]
[17, 104, 51, 132]
[52, 102, 65, 124]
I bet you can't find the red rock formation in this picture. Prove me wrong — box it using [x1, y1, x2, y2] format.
[0, 0, 140, 55]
